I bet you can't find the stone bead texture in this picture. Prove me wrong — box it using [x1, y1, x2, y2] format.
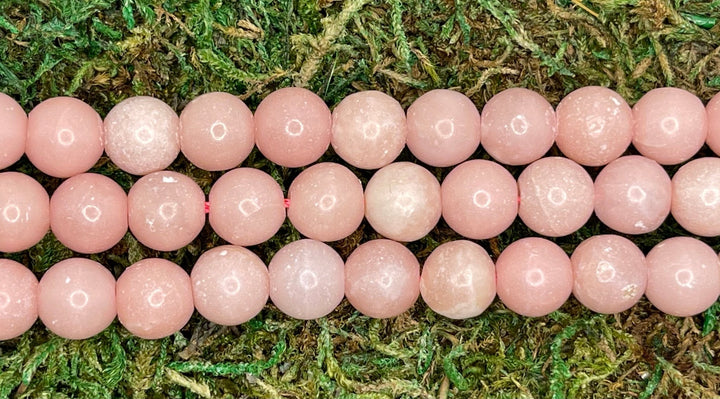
[0, 259, 38, 341]
[0, 93, 27, 169]
[288, 162, 364, 242]
[26, 97, 104, 178]
[117, 258, 194, 339]
[364, 162, 441, 242]
[209, 168, 286, 246]
[50, 173, 128, 254]
[420, 240, 496, 319]
[555, 86, 633, 166]
[594, 155, 671, 235]
[671, 158, 720, 237]
[179, 92, 255, 171]
[518, 157, 594, 237]
[645, 237, 720, 317]
[255, 87, 331, 168]
[0, 172, 50, 253]
[632, 88, 707, 165]
[441, 160, 518, 240]
[707, 91, 720, 156]
[38, 258, 116, 340]
[571, 235, 647, 314]
[104, 96, 180, 175]
[268, 239, 345, 320]
[481, 88, 557, 165]
[496, 237, 573, 317]
[345, 239, 420, 319]
[406, 89, 481, 167]
[128, 171, 206, 251]
[192, 245, 269, 326]
[331, 91, 407, 170]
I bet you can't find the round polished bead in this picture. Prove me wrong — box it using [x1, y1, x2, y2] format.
[0, 259, 38, 341]
[496, 237, 573, 317]
[191, 246, 269, 326]
[707, 91, 720, 155]
[255, 87, 331, 168]
[645, 237, 720, 317]
[50, 173, 128, 254]
[0, 93, 27, 169]
[0, 172, 50, 253]
[441, 160, 517, 239]
[594, 156, 670, 234]
[179, 92, 255, 171]
[481, 88, 557, 165]
[38, 258, 116, 340]
[268, 239, 344, 320]
[406, 89, 481, 167]
[117, 258, 194, 339]
[128, 171, 205, 251]
[104, 96, 180, 175]
[26, 97, 104, 178]
[671, 158, 720, 237]
[556, 86, 633, 166]
[364, 162, 441, 242]
[345, 239, 419, 318]
[632, 88, 707, 165]
[571, 235, 647, 314]
[518, 157, 594, 237]
[420, 240, 495, 319]
[209, 168, 285, 247]
[331, 91, 407, 169]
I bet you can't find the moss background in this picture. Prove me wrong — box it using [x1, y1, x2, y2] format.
[1, 0, 720, 397]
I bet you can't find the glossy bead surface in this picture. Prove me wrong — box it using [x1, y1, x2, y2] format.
[0, 93, 27, 169]
[0, 259, 38, 341]
[0, 172, 50, 253]
[671, 158, 720, 237]
[707, 91, 720, 155]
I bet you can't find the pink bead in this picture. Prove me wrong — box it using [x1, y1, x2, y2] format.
[255, 87, 331, 168]
[179, 92, 254, 171]
[0, 259, 38, 340]
[594, 156, 671, 234]
[26, 97, 104, 178]
[0, 93, 27, 169]
[671, 158, 720, 237]
[556, 86, 633, 166]
[420, 240, 495, 319]
[0, 172, 50, 253]
[481, 88, 557, 165]
[209, 168, 285, 247]
[104, 96, 180, 175]
[645, 237, 720, 317]
[364, 162, 441, 242]
[331, 91, 407, 169]
[38, 258, 116, 340]
[496, 237, 573, 317]
[518, 157, 594, 237]
[571, 235, 647, 314]
[707, 91, 720, 155]
[288, 162, 364, 242]
[128, 171, 205, 251]
[191, 246, 269, 326]
[345, 239, 419, 318]
[117, 258, 194, 339]
[406, 90, 481, 167]
[268, 239, 344, 320]
[441, 160, 517, 239]
[632, 88, 707, 165]
[50, 173, 128, 254]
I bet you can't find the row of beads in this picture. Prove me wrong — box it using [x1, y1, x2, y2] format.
[2, 234, 718, 341]
[2, 87, 720, 178]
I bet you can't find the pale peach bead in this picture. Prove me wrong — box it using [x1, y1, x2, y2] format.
[671, 158, 720, 237]
[0, 93, 27, 169]
[707, 92, 720, 155]
[331, 91, 407, 169]
[26, 97, 104, 178]
[128, 171, 206, 251]
[441, 160, 517, 239]
[633, 88, 707, 165]
[179, 92, 254, 171]
[556, 86, 633, 166]
[364, 162, 441, 242]
[0, 172, 50, 253]
[420, 240, 495, 319]
[345, 239, 419, 318]
[0, 259, 38, 341]
[518, 157, 594, 237]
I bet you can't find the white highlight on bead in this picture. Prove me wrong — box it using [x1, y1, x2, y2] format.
[595, 261, 616, 283]
[675, 269, 695, 288]
[222, 276, 241, 295]
[510, 115, 529, 136]
[627, 185, 647, 203]
[547, 187, 567, 206]
[435, 119, 455, 138]
[69, 290, 89, 309]
[285, 119, 304, 136]
[473, 190, 491, 208]
[82, 205, 102, 223]
[701, 188, 719, 206]
[362, 122, 380, 140]
[525, 268, 545, 287]
[147, 288, 166, 308]
[299, 269, 318, 289]
[158, 202, 178, 221]
[0, 292, 10, 309]
[210, 121, 228, 141]
[660, 116, 679, 134]
[238, 198, 260, 217]
[134, 126, 155, 144]
[2, 204, 21, 223]
[57, 128, 75, 146]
